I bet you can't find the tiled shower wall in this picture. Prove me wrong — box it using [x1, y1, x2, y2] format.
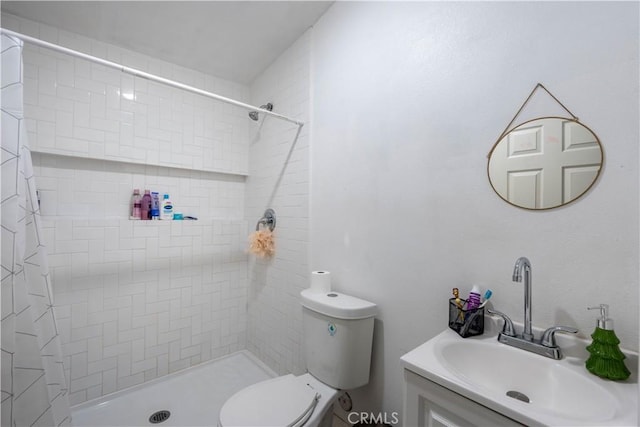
[245, 30, 311, 376]
[3, 14, 251, 405]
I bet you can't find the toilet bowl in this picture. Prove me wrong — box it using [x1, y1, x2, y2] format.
[218, 289, 377, 427]
[218, 373, 337, 427]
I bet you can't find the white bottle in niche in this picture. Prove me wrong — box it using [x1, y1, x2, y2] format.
[161, 194, 173, 220]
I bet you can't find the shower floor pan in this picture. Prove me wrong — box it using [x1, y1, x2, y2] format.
[71, 351, 275, 426]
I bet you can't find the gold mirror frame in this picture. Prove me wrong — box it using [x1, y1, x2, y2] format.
[487, 116, 604, 210]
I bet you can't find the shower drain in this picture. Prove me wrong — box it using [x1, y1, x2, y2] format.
[149, 410, 171, 424]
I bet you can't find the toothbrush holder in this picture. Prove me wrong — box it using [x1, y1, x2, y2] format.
[448, 298, 485, 338]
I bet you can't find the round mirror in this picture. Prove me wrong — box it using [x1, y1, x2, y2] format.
[487, 117, 603, 210]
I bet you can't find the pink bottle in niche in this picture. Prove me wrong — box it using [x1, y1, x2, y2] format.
[141, 190, 152, 220]
[130, 189, 142, 220]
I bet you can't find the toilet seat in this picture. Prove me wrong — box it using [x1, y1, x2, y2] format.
[218, 374, 321, 427]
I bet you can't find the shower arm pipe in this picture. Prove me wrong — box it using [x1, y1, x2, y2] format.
[0, 28, 304, 127]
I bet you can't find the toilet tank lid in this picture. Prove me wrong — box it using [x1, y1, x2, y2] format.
[300, 289, 377, 319]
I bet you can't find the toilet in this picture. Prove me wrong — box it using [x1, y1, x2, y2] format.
[218, 289, 377, 427]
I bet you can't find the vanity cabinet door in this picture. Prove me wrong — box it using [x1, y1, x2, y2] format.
[403, 370, 523, 427]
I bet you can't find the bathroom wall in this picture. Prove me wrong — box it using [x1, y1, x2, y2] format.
[245, 30, 311, 376]
[309, 1, 639, 420]
[2, 14, 251, 405]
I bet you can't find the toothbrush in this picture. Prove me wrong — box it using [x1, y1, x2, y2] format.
[478, 289, 493, 308]
[452, 288, 464, 322]
[452, 288, 464, 309]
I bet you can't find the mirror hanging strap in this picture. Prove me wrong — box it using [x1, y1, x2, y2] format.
[489, 83, 580, 158]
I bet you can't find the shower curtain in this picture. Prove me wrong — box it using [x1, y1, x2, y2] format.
[1, 34, 71, 426]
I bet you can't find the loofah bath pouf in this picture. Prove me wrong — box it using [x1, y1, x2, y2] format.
[248, 229, 275, 258]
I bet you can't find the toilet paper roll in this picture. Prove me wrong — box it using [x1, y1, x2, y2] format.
[310, 271, 331, 293]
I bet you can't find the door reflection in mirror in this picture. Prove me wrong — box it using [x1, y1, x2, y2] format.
[487, 117, 603, 210]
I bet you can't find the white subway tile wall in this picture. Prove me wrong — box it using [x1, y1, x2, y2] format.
[3, 13, 252, 405]
[14, 18, 250, 175]
[245, 30, 311, 376]
[44, 218, 248, 403]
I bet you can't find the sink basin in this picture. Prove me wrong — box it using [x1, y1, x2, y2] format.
[401, 319, 638, 426]
[438, 340, 618, 422]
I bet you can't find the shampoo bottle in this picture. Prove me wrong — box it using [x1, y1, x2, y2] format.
[161, 194, 173, 220]
[585, 304, 630, 381]
[130, 189, 142, 220]
[141, 190, 152, 220]
[151, 192, 160, 220]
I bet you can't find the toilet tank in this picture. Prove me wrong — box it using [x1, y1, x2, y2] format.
[300, 289, 377, 390]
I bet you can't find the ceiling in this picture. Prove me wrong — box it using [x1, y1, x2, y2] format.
[1, 1, 333, 84]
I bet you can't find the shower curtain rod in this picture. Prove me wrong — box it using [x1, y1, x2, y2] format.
[0, 28, 304, 127]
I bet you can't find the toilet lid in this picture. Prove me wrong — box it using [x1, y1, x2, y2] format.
[219, 375, 320, 427]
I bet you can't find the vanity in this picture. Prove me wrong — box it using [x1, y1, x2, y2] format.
[400, 317, 638, 426]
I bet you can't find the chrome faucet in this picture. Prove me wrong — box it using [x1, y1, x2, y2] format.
[512, 257, 533, 341]
[488, 257, 578, 360]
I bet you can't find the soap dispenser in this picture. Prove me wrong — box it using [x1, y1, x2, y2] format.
[585, 304, 630, 381]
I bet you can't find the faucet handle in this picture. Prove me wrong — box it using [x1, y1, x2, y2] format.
[487, 309, 516, 337]
[541, 325, 578, 348]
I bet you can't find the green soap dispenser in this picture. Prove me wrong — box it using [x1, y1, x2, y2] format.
[585, 304, 630, 381]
